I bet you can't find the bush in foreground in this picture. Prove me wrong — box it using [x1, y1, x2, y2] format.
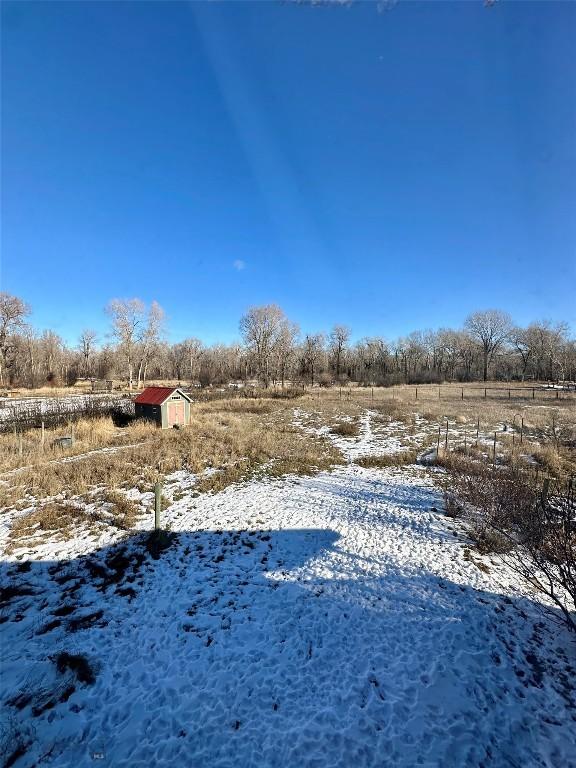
[442, 455, 576, 631]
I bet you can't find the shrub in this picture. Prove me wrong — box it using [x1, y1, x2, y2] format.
[357, 450, 418, 468]
[268, 387, 305, 400]
[103, 490, 139, 530]
[472, 525, 514, 555]
[441, 455, 576, 631]
[331, 420, 360, 438]
[443, 491, 464, 518]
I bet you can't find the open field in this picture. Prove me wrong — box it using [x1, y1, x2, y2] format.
[1, 390, 575, 767]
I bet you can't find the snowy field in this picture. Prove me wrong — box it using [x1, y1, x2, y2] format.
[1, 412, 575, 767]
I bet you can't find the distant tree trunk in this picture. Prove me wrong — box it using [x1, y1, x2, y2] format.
[137, 360, 144, 389]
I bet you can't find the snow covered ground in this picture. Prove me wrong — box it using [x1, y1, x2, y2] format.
[1, 412, 575, 767]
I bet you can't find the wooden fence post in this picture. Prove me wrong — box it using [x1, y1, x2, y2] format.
[493, 432, 497, 464]
[41, 420, 45, 449]
[154, 481, 162, 531]
[532, 387, 535, 399]
[484, 388, 487, 399]
[415, 387, 418, 401]
[18, 432, 23, 458]
[436, 423, 441, 455]
[438, 386, 441, 400]
[476, 417, 480, 445]
[520, 417, 524, 445]
[444, 419, 449, 454]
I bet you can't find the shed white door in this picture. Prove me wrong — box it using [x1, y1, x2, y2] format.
[167, 401, 185, 426]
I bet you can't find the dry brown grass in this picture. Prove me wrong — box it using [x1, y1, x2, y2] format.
[101, 490, 140, 530]
[0, 416, 156, 475]
[356, 450, 418, 468]
[193, 411, 341, 492]
[7, 501, 100, 551]
[4, 489, 142, 553]
[2, 400, 343, 521]
[302, 385, 576, 435]
[3, 387, 573, 556]
[197, 399, 276, 415]
[301, 386, 576, 468]
[330, 420, 360, 438]
[530, 445, 576, 479]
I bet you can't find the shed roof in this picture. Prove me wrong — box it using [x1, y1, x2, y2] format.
[134, 386, 191, 405]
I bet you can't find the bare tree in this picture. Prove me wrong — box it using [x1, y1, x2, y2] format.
[106, 298, 146, 390]
[136, 301, 165, 388]
[240, 304, 291, 387]
[79, 329, 99, 378]
[300, 333, 326, 386]
[329, 325, 350, 381]
[170, 337, 203, 381]
[464, 309, 512, 382]
[524, 321, 569, 381]
[39, 330, 65, 385]
[273, 320, 299, 387]
[0, 292, 31, 385]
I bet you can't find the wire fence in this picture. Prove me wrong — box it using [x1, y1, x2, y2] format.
[0, 394, 134, 433]
[306, 384, 576, 403]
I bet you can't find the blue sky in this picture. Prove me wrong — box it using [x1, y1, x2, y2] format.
[1, 0, 575, 345]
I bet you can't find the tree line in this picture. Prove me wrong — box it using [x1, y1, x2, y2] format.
[0, 292, 574, 390]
